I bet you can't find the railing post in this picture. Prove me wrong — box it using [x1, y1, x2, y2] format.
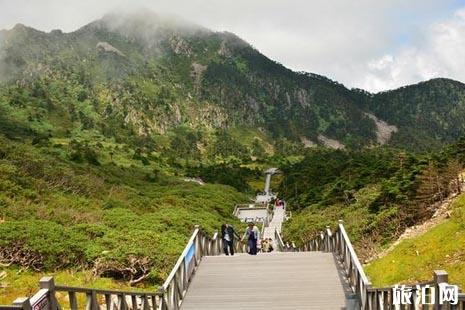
[194, 225, 200, 263]
[363, 283, 372, 310]
[338, 220, 344, 256]
[12, 298, 32, 310]
[214, 230, 219, 255]
[325, 225, 331, 252]
[157, 288, 167, 310]
[39, 276, 59, 310]
[434, 270, 448, 310]
[86, 291, 99, 310]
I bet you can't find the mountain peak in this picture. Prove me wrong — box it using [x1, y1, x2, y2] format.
[422, 77, 465, 86]
[8, 23, 34, 33]
[12, 23, 27, 30]
[80, 10, 207, 38]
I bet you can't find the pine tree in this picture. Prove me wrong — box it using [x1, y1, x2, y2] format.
[415, 162, 443, 205]
[443, 159, 463, 195]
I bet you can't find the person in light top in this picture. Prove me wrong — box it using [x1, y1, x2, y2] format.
[242, 222, 260, 255]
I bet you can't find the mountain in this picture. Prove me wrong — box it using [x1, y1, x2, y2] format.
[1, 11, 465, 155]
[365, 78, 465, 150]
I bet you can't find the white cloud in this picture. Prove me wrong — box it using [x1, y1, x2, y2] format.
[361, 8, 465, 92]
[368, 55, 394, 71]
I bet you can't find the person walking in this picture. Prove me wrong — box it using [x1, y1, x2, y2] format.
[221, 223, 240, 256]
[242, 222, 259, 255]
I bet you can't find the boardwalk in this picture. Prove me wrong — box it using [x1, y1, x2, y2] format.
[263, 205, 285, 241]
[181, 252, 350, 310]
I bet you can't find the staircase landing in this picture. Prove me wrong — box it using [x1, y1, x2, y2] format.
[180, 252, 350, 310]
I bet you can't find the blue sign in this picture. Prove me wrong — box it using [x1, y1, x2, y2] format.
[185, 243, 196, 279]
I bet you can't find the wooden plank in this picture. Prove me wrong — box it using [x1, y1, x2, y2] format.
[181, 252, 349, 310]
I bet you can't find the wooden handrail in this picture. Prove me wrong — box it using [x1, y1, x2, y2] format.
[162, 226, 201, 290]
[0, 225, 241, 310]
[0, 276, 164, 310]
[54, 286, 159, 295]
[274, 229, 297, 252]
[295, 220, 465, 310]
[160, 225, 248, 310]
[274, 228, 285, 251]
[337, 222, 371, 285]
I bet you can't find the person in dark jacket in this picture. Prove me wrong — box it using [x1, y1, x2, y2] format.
[221, 223, 240, 255]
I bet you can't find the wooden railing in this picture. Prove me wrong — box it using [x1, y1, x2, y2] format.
[274, 229, 296, 252]
[365, 271, 465, 309]
[0, 225, 247, 310]
[148, 225, 246, 310]
[284, 210, 292, 220]
[159, 225, 212, 310]
[0, 276, 164, 310]
[300, 220, 465, 309]
[334, 221, 372, 309]
[296, 220, 371, 308]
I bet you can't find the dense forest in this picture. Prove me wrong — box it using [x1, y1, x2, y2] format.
[280, 142, 465, 259]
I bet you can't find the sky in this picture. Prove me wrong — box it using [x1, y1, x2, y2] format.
[1, 0, 465, 92]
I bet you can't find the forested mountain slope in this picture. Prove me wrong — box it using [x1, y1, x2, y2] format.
[1, 11, 465, 152]
[361, 78, 465, 151]
[280, 139, 465, 259]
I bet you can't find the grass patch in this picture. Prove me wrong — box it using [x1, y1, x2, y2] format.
[365, 193, 465, 288]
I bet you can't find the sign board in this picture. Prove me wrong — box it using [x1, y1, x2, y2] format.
[184, 243, 196, 280]
[32, 294, 50, 310]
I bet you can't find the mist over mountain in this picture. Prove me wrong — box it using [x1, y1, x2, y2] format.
[1, 11, 465, 151]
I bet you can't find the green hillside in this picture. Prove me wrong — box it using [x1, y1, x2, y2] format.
[280, 141, 465, 260]
[365, 193, 465, 288]
[0, 135, 248, 302]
